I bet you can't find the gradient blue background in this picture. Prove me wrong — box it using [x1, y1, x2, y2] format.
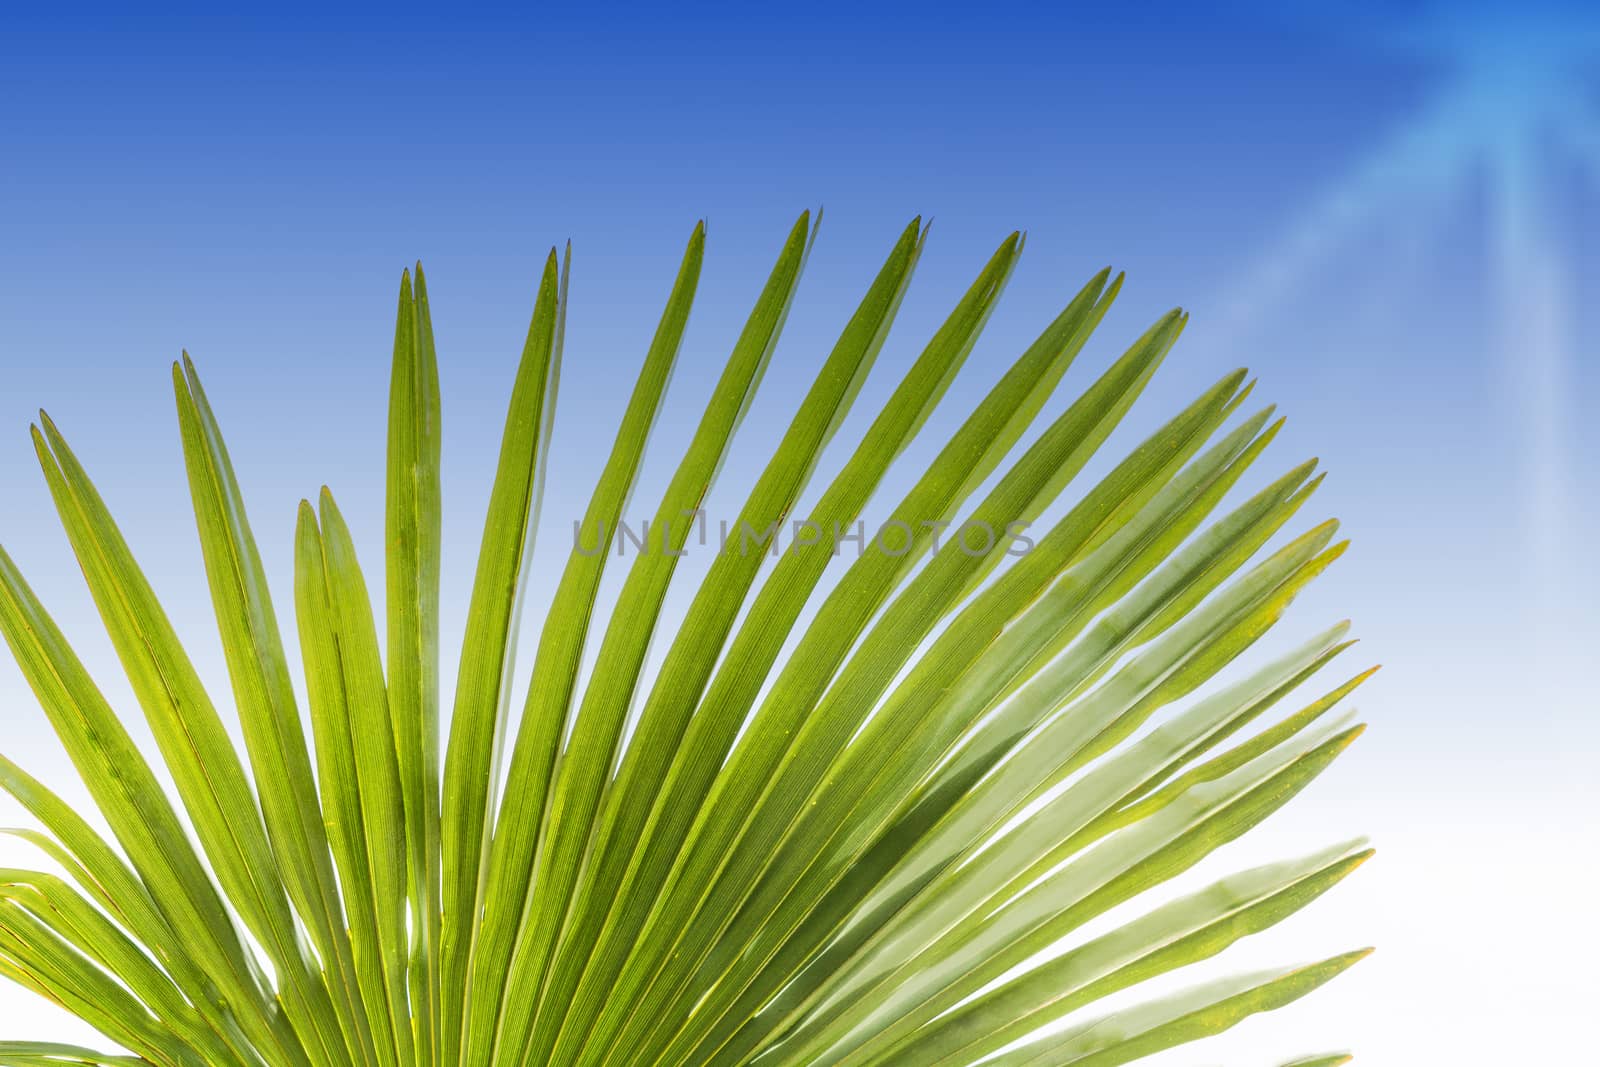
[1, 4, 1595, 1062]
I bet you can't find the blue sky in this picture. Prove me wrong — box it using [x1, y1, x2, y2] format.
[1, 4, 1595, 1061]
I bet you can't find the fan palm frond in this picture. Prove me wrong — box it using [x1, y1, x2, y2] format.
[0, 213, 1372, 1066]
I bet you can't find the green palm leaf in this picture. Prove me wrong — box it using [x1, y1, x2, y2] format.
[0, 215, 1374, 1066]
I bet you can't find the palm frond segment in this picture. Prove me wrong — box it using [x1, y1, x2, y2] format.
[0, 215, 1372, 1066]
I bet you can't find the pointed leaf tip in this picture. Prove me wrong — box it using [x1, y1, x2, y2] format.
[1333, 722, 1367, 748]
[1285, 458, 1319, 482]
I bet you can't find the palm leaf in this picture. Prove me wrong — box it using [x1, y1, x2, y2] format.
[0, 215, 1373, 1065]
